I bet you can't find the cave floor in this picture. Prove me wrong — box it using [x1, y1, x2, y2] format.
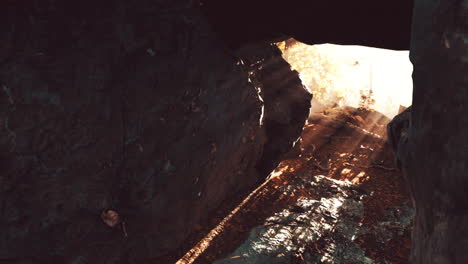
[165, 107, 414, 264]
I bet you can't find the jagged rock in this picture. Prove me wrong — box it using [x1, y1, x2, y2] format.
[236, 44, 312, 176]
[0, 2, 310, 263]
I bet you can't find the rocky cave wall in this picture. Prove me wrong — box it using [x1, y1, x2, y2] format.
[0, 1, 310, 263]
[399, 0, 468, 263]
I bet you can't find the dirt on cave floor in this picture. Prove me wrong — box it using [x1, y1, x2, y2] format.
[165, 106, 414, 264]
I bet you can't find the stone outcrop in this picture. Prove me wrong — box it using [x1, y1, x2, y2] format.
[0, 1, 310, 263]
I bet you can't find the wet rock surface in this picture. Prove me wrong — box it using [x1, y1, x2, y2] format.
[0, 2, 310, 263]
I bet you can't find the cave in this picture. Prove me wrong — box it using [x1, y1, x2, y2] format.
[1, 0, 467, 263]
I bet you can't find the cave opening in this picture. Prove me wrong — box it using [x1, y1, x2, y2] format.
[277, 39, 413, 119]
[6, 0, 468, 263]
[174, 40, 415, 264]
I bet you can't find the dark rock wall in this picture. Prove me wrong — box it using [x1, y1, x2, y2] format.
[0, 1, 310, 263]
[401, 0, 468, 262]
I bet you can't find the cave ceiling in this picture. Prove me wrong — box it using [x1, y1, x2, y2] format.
[200, 0, 414, 50]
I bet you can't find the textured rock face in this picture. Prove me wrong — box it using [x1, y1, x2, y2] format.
[0, 1, 310, 263]
[402, 0, 468, 262]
